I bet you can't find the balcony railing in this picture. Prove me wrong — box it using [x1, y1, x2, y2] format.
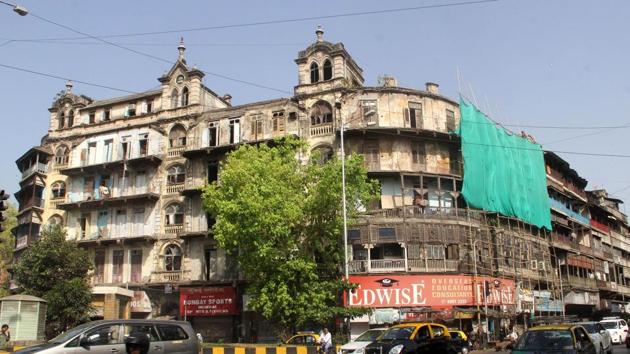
[20, 197, 44, 210]
[166, 183, 185, 194]
[547, 169, 587, 199]
[167, 146, 186, 157]
[367, 206, 484, 222]
[408, 259, 459, 272]
[565, 275, 596, 289]
[348, 258, 459, 274]
[21, 162, 48, 179]
[164, 225, 183, 235]
[370, 259, 406, 272]
[310, 123, 334, 137]
[66, 185, 158, 204]
[549, 198, 590, 226]
[590, 219, 611, 234]
[150, 270, 190, 283]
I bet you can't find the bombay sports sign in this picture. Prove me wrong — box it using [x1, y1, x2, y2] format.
[348, 275, 515, 308]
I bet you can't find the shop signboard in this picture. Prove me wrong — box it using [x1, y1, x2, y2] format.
[348, 275, 515, 308]
[180, 287, 238, 317]
[130, 291, 152, 313]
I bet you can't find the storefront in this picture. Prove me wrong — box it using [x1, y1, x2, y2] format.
[347, 275, 516, 338]
[180, 286, 239, 342]
[564, 290, 600, 317]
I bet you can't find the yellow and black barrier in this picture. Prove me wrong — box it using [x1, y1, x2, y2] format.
[203, 344, 342, 354]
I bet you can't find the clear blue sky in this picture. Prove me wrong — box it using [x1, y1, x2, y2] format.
[1, 0, 629, 209]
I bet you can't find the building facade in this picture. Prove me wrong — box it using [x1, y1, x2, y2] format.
[13, 29, 630, 341]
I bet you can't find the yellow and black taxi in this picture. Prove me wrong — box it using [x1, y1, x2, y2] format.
[363, 322, 462, 354]
[447, 330, 470, 354]
[286, 332, 321, 346]
[511, 324, 596, 354]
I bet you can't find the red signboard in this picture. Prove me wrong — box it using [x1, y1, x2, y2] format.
[180, 287, 238, 317]
[348, 275, 515, 308]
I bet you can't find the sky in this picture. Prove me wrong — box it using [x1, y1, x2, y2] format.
[1, 0, 629, 209]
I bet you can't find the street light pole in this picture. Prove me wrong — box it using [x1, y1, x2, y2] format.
[0, 0, 28, 16]
[338, 100, 349, 281]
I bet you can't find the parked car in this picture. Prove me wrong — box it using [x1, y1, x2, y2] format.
[13, 319, 199, 354]
[363, 322, 463, 354]
[340, 328, 387, 354]
[286, 331, 321, 346]
[510, 324, 596, 354]
[576, 322, 612, 354]
[599, 317, 628, 344]
[447, 330, 470, 354]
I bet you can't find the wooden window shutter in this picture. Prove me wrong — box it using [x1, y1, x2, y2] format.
[403, 108, 410, 126]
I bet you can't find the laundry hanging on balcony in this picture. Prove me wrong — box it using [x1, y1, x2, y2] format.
[456, 98, 552, 230]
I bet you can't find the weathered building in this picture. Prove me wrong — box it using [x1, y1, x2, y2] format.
[12, 29, 630, 341]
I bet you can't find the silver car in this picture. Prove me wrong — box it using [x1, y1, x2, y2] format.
[14, 319, 199, 354]
[577, 322, 612, 354]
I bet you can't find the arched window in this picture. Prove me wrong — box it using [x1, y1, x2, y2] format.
[310, 101, 333, 125]
[55, 145, 69, 165]
[311, 145, 334, 164]
[170, 89, 179, 109]
[51, 181, 66, 199]
[48, 214, 63, 226]
[58, 112, 65, 129]
[165, 203, 184, 225]
[310, 62, 319, 83]
[167, 164, 185, 185]
[168, 124, 187, 147]
[181, 87, 189, 106]
[164, 244, 182, 271]
[323, 59, 333, 80]
[68, 110, 75, 127]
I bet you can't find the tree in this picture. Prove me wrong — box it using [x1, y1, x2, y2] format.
[14, 225, 93, 336]
[0, 203, 17, 298]
[202, 138, 379, 336]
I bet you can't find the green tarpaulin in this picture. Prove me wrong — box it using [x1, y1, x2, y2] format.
[458, 98, 552, 230]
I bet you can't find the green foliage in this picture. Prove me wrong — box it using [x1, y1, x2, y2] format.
[14, 225, 93, 334]
[202, 137, 379, 333]
[0, 203, 17, 297]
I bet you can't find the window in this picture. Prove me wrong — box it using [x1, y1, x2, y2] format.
[446, 109, 456, 131]
[126, 104, 136, 117]
[103, 109, 111, 121]
[446, 244, 459, 260]
[103, 139, 113, 162]
[167, 165, 185, 184]
[310, 101, 333, 125]
[79, 213, 90, 239]
[361, 100, 378, 125]
[157, 325, 188, 340]
[164, 244, 182, 271]
[58, 112, 65, 129]
[207, 122, 218, 147]
[48, 214, 63, 225]
[139, 134, 149, 156]
[112, 250, 124, 283]
[323, 59, 333, 80]
[51, 181, 66, 199]
[94, 250, 105, 283]
[426, 244, 445, 260]
[68, 110, 74, 127]
[130, 250, 142, 283]
[416, 326, 431, 341]
[431, 325, 445, 338]
[54, 145, 69, 165]
[310, 62, 320, 83]
[363, 140, 380, 167]
[82, 325, 122, 346]
[450, 146, 461, 175]
[181, 87, 189, 106]
[169, 124, 187, 148]
[146, 100, 153, 113]
[123, 324, 159, 341]
[165, 204, 184, 225]
[378, 227, 396, 240]
[348, 229, 361, 241]
[170, 89, 179, 109]
[205, 248, 217, 281]
[89, 111, 96, 124]
[229, 118, 241, 144]
[407, 102, 422, 128]
[412, 143, 426, 168]
[272, 111, 286, 133]
[208, 162, 219, 183]
[250, 114, 263, 140]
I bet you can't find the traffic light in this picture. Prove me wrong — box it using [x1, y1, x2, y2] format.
[0, 190, 8, 233]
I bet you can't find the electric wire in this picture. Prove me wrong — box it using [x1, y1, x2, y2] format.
[11, 0, 501, 42]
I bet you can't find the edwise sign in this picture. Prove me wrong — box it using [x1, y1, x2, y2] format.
[180, 287, 238, 317]
[348, 275, 515, 308]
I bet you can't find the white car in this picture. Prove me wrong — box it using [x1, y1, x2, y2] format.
[600, 317, 628, 344]
[340, 328, 387, 354]
[578, 322, 612, 354]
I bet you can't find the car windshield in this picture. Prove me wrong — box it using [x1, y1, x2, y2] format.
[601, 322, 618, 329]
[356, 330, 384, 342]
[380, 327, 414, 340]
[48, 322, 95, 344]
[513, 330, 574, 351]
[580, 324, 598, 334]
[450, 332, 461, 339]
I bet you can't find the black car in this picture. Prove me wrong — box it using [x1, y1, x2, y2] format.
[363, 323, 461, 354]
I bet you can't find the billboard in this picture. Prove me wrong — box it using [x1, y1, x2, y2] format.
[348, 275, 515, 308]
[180, 287, 238, 317]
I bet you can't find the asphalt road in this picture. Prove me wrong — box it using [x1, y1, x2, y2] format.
[472, 343, 630, 354]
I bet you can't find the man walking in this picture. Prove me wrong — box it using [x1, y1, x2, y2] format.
[0, 324, 11, 350]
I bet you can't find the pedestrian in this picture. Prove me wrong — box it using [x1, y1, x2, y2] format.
[0, 324, 10, 350]
[319, 327, 332, 354]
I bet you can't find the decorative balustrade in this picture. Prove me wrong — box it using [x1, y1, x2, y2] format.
[21, 162, 48, 179]
[164, 225, 183, 235]
[166, 183, 185, 194]
[167, 146, 186, 157]
[310, 123, 334, 137]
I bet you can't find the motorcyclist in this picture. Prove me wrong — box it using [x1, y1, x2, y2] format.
[125, 332, 150, 354]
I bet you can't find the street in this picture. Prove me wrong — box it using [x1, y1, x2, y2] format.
[473, 344, 630, 354]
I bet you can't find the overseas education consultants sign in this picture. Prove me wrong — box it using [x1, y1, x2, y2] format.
[348, 275, 515, 308]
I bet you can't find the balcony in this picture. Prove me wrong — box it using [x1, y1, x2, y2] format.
[59, 187, 159, 210]
[408, 259, 459, 273]
[348, 259, 459, 274]
[310, 123, 334, 137]
[547, 169, 587, 200]
[182, 178, 205, 195]
[590, 219, 610, 234]
[150, 270, 190, 283]
[164, 225, 183, 235]
[367, 206, 484, 223]
[21, 162, 48, 180]
[18, 197, 44, 212]
[549, 198, 590, 226]
[565, 275, 596, 289]
[167, 146, 186, 158]
[60, 152, 162, 176]
[165, 183, 185, 194]
[76, 227, 156, 245]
